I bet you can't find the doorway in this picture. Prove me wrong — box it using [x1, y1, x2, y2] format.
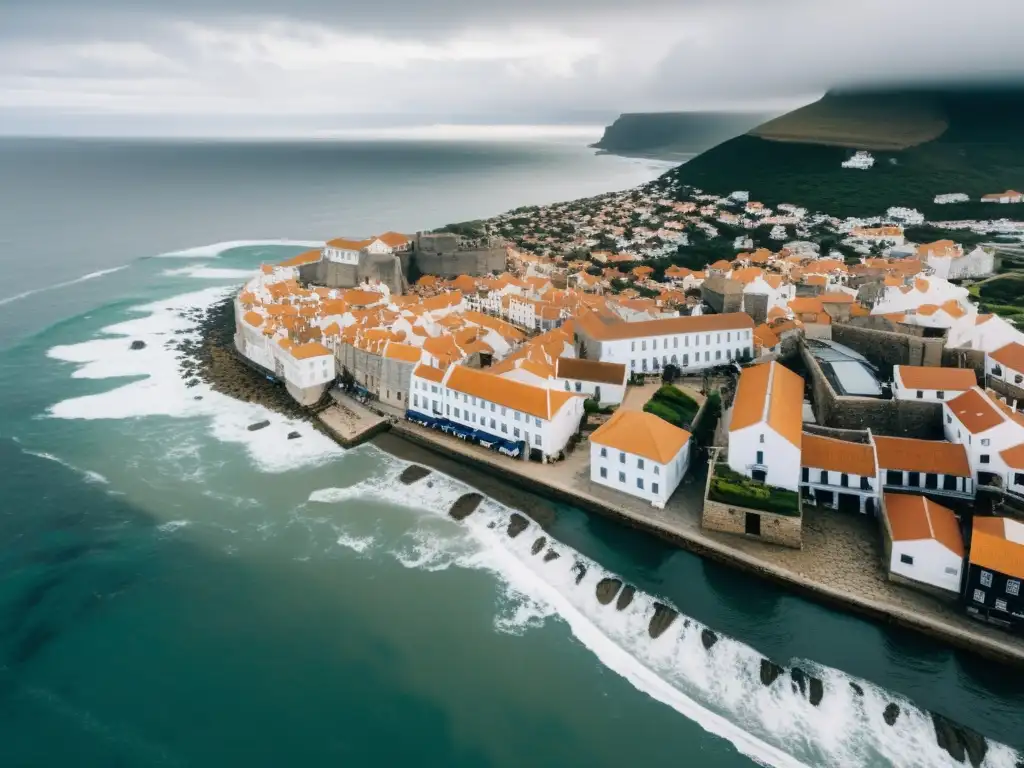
[744, 512, 761, 536]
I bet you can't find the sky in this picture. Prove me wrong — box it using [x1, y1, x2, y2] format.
[3, 0, 1024, 136]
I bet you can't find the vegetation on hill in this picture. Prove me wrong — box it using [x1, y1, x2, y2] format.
[592, 111, 770, 160]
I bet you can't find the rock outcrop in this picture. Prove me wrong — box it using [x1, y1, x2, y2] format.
[506, 513, 529, 538]
[449, 493, 483, 521]
[759, 659, 784, 687]
[849, 682, 864, 697]
[883, 703, 900, 726]
[571, 561, 587, 585]
[543, 550, 560, 562]
[595, 578, 621, 605]
[531, 537, 547, 556]
[399, 465, 431, 484]
[247, 420, 270, 432]
[931, 714, 987, 768]
[130, 340, 146, 350]
[701, 628, 719, 651]
[615, 585, 635, 611]
[287, 431, 301, 440]
[648, 603, 678, 639]
[808, 677, 824, 707]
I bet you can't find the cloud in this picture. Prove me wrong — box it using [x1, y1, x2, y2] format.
[1, 0, 1023, 135]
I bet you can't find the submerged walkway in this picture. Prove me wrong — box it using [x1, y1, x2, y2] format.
[316, 393, 389, 447]
[391, 420, 1024, 667]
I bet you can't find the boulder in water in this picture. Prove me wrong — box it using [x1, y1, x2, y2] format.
[507, 513, 529, 538]
[932, 713, 987, 768]
[648, 603, 677, 639]
[531, 537, 547, 556]
[849, 682, 864, 697]
[571, 561, 587, 585]
[543, 549, 560, 562]
[809, 677, 824, 707]
[449, 493, 483, 521]
[883, 703, 900, 726]
[616, 585, 635, 611]
[595, 578, 621, 605]
[399, 465, 431, 485]
[759, 659, 784, 687]
[130, 340, 146, 350]
[287, 431, 301, 440]
[701, 628, 718, 651]
[247, 420, 271, 432]
[790, 667, 807, 697]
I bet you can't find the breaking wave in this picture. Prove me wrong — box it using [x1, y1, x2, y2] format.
[153, 239, 324, 259]
[21, 448, 110, 485]
[0, 265, 129, 308]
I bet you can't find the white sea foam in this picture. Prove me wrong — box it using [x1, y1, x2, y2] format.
[309, 463, 1022, 768]
[335, 532, 375, 554]
[46, 286, 343, 474]
[154, 239, 324, 259]
[157, 520, 191, 533]
[21, 448, 110, 484]
[161, 266, 258, 280]
[0, 265, 129, 307]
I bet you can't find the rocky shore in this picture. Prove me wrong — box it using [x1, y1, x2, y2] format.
[174, 296, 311, 421]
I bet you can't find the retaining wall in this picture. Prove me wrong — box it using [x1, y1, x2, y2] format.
[832, 324, 944, 367]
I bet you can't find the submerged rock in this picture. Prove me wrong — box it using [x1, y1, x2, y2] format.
[883, 703, 900, 727]
[809, 677, 824, 707]
[791, 667, 807, 697]
[932, 713, 987, 768]
[506, 513, 529, 538]
[701, 628, 718, 651]
[399, 465, 431, 485]
[571, 561, 587, 585]
[759, 659, 784, 687]
[543, 550, 560, 562]
[287, 431, 301, 440]
[849, 682, 864, 697]
[615, 585, 635, 611]
[130, 340, 146, 350]
[648, 603, 677, 639]
[449, 493, 483, 521]
[246, 420, 271, 432]
[595, 578, 621, 605]
[531, 537, 547, 556]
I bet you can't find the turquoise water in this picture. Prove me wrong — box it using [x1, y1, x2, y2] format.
[1, 138, 1023, 767]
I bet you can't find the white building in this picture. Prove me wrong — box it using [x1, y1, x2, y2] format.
[408, 363, 584, 461]
[842, 151, 875, 170]
[873, 435, 974, 499]
[987, 342, 1024, 389]
[892, 365, 977, 402]
[800, 433, 878, 515]
[275, 340, 336, 405]
[589, 410, 691, 508]
[849, 226, 905, 246]
[944, 386, 1024, 485]
[727, 361, 803, 491]
[554, 357, 627, 406]
[919, 240, 994, 280]
[882, 493, 964, 595]
[575, 311, 755, 376]
[981, 190, 1023, 204]
[947, 313, 1024, 354]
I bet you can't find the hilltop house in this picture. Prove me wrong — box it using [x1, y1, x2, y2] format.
[880, 493, 964, 596]
[964, 516, 1024, 630]
[589, 410, 692, 508]
[727, 361, 803, 491]
[892, 365, 977, 402]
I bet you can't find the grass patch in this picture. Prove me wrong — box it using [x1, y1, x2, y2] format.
[644, 384, 699, 428]
[708, 463, 800, 517]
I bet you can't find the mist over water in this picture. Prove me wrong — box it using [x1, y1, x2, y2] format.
[0, 137, 1022, 767]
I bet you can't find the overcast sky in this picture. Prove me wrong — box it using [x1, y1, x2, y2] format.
[3, 0, 1024, 136]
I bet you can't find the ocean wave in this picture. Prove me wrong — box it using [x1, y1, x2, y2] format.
[0, 265, 129, 308]
[308, 461, 1022, 768]
[21, 448, 110, 484]
[45, 285, 343, 474]
[152, 239, 324, 259]
[161, 266, 259, 280]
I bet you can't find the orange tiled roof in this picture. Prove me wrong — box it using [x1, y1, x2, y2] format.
[990, 342, 1024, 373]
[801, 433, 876, 477]
[290, 341, 333, 360]
[970, 517, 1024, 580]
[884, 493, 964, 556]
[575, 310, 752, 342]
[590, 409, 691, 464]
[278, 249, 323, 268]
[243, 311, 264, 328]
[413, 363, 447, 383]
[873, 436, 970, 476]
[947, 387, 1004, 434]
[383, 342, 422, 363]
[446, 366, 578, 420]
[730, 361, 803, 448]
[895, 365, 976, 391]
[326, 236, 371, 250]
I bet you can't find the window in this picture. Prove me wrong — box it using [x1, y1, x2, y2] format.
[501, 424, 508, 433]
[981, 438, 990, 447]
[618, 472, 626, 483]
[413, 394, 419, 407]
[673, 337, 678, 348]
[715, 350, 721, 360]
[944, 475, 958, 491]
[945, 566, 958, 575]
[937, 391, 944, 400]
[973, 589, 986, 604]
[916, 390, 923, 399]
[861, 477, 871, 491]
[820, 470, 828, 484]
[900, 554, 914, 565]
[454, 408, 461, 418]
[431, 385, 438, 394]
[642, 340, 647, 351]
[600, 447, 607, 458]
[631, 341, 635, 352]
[533, 434, 541, 446]
[490, 418, 496, 429]
[398, 392, 402, 401]
[980, 454, 990, 464]
[1007, 580, 1020, 596]
[636, 478, 644, 490]
[908, 471, 920, 487]
[620, 452, 626, 464]
[840, 473, 849, 487]
[654, 465, 660, 475]
[514, 428, 520, 438]
[946, 414, 952, 424]
[652, 482, 659, 494]
[759, 434, 765, 443]
[535, 418, 541, 427]
[575, 382, 582, 392]
[727, 332, 732, 342]
[637, 458, 645, 470]
[565, 381, 570, 391]
[981, 571, 993, 587]
[446, 404, 451, 415]
[501, 407, 507, 416]
[514, 411, 521, 421]
[600, 467, 607, 479]
[802, 467, 809, 482]
[756, 450, 764, 464]
[996, 599, 1009, 611]
[490, 403, 496, 412]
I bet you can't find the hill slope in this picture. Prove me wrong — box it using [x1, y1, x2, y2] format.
[661, 86, 1024, 219]
[591, 111, 770, 160]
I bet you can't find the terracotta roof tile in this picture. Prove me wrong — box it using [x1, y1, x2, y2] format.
[873, 436, 970, 477]
[801, 433, 875, 477]
[990, 342, 1024, 373]
[971, 517, 1024, 579]
[590, 408, 691, 464]
[884, 493, 964, 556]
[947, 387, 1004, 434]
[895, 365, 976, 391]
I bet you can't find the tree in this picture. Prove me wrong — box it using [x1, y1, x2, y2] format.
[662, 364, 680, 384]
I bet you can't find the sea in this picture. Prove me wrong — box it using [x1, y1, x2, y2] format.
[0, 135, 1022, 768]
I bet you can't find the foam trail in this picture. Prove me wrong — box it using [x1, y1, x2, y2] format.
[153, 239, 324, 259]
[309, 463, 1022, 768]
[21, 448, 110, 484]
[161, 267, 258, 280]
[46, 285, 342, 473]
[0, 266, 129, 307]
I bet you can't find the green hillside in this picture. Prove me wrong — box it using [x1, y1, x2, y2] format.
[591, 111, 770, 160]
[660, 87, 1024, 219]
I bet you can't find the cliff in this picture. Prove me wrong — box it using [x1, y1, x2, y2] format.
[660, 85, 1024, 219]
[591, 111, 770, 160]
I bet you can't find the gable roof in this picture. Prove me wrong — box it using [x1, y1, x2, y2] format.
[801, 433, 876, 477]
[970, 516, 1024, 580]
[884, 493, 964, 556]
[729, 361, 803, 448]
[989, 342, 1024, 373]
[555, 356, 626, 385]
[947, 387, 1005, 434]
[575, 310, 753, 342]
[589, 409, 691, 464]
[446, 365, 578, 421]
[873, 435, 970, 477]
[895, 365, 976, 392]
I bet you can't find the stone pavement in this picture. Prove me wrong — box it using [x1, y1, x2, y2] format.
[317, 396, 388, 447]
